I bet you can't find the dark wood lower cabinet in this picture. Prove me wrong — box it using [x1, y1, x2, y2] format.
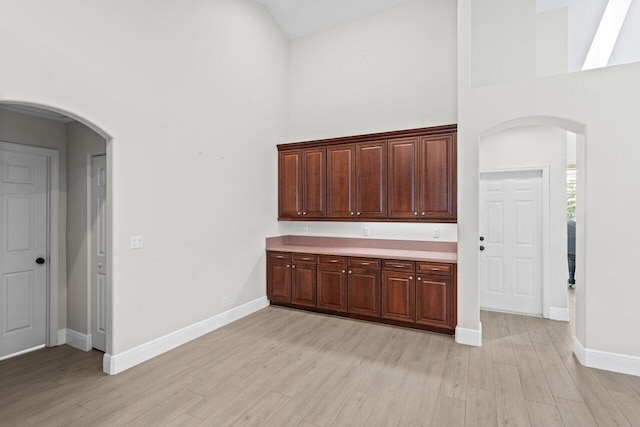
[348, 268, 380, 317]
[317, 265, 348, 312]
[267, 251, 456, 335]
[381, 271, 415, 322]
[291, 263, 316, 308]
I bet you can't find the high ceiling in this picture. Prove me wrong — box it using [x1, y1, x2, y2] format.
[255, 0, 416, 39]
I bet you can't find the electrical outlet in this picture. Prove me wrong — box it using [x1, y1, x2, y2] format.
[433, 228, 440, 238]
[363, 227, 370, 236]
[223, 297, 228, 307]
[303, 226, 309, 233]
[130, 235, 144, 249]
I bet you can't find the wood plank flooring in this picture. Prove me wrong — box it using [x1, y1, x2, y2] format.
[1, 291, 639, 426]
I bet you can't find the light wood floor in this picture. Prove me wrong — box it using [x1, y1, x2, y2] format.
[1, 297, 639, 426]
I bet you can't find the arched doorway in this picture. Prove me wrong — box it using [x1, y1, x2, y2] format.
[0, 100, 113, 363]
[477, 116, 587, 346]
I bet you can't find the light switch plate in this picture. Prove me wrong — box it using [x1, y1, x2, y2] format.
[130, 235, 144, 249]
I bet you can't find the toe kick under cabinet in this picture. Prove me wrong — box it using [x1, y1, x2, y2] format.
[267, 250, 457, 335]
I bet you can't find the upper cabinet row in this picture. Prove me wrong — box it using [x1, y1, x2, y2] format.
[278, 126, 457, 222]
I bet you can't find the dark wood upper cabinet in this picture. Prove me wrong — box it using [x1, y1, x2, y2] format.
[278, 125, 456, 222]
[327, 145, 355, 218]
[418, 135, 456, 220]
[278, 150, 302, 218]
[388, 138, 418, 219]
[355, 141, 387, 218]
[303, 148, 326, 218]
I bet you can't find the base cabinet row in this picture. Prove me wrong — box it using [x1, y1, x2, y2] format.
[267, 251, 456, 334]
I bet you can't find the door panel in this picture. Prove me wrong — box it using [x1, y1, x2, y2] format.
[317, 266, 347, 311]
[279, 150, 302, 218]
[292, 263, 316, 307]
[416, 275, 452, 328]
[327, 145, 355, 218]
[381, 271, 415, 322]
[418, 135, 456, 219]
[348, 269, 380, 317]
[0, 149, 47, 358]
[269, 262, 292, 303]
[355, 141, 387, 218]
[303, 148, 326, 217]
[91, 155, 107, 352]
[480, 170, 542, 315]
[388, 138, 418, 218]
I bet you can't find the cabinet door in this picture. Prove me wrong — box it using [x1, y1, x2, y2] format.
[268, 260, 292, 303]
[388, 138, 418, 219]
[355, 141, 387, 218]
[348, 268, 380, 317]
[416, 274, 453, 329]
[327, 144, 355, 218]
[292, 263, 317, 307]
[317, 265, 348, 311]
[279, 150, 303, 218]
[381, 271, 415, 322]
[303, 148, 326, 218]
[418, 135, 456, 220]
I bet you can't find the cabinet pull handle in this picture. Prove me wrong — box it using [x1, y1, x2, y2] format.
[430, 267, 440, 271]
[360, 262, 369, 265]
[329, 260, 338, 263]
[394, 265, 404, 268]
[301, 257, 310, 260]
[275, 255, 284, 259]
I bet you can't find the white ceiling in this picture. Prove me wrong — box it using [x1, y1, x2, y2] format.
[255, 0, 416, 39]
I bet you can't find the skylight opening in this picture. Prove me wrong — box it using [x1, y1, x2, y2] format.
[582, 0, 634, 70]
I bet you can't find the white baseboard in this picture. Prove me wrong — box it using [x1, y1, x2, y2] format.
[573, 336, 640, 377]
[103, 296, 269, 375]
[57, 329, 66, 345]
[65, 329, 93, 352]
[550, 307, 570, 322]
[455, 322, 482, 347]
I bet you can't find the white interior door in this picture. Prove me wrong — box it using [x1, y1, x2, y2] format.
[91, 155, 107, 352]
[0, 148, 48, 358]
[480, 170, 543, 316]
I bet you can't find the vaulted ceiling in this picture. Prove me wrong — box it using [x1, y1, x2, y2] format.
[255, 0, 416, 39]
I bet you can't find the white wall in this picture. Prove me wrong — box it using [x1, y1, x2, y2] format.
[479, 126, 569, 313]
[0, 108, 68, 330]
[66, 122, 106, 335]
[460, 0, 640, 361]
[0, 0, 288, 356]
[288, 0, 457, 141]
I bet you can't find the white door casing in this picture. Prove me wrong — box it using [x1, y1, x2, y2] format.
[91, 155, 107, 352]
[479, 169, 544, 316]
[0, 148, 48, 358]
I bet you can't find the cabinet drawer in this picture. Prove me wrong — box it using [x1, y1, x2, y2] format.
[349, 257, 380, 269]
[318, 255, 348, 266]
[417, 262, 452, 276]
[269, 251, 291, 262]
[382, 259, 415, 272]
[293, 253, 317, 264]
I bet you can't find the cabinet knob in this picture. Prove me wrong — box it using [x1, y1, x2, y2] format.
[421, 212, 426, 216]
[292, 265, 296, 268]
[350, 212, 355, 216]
[417, 276, 422, 281]
[348, 270, 352, 274]
[357, 212, 361, 216]
[297, 212, 301, 216]
[286, 264, 290, 268]
[409, 276, 414, 280]
[414, 212, 418, 216]
[342, 269, 346, 273]
[303, 212, 307, 215]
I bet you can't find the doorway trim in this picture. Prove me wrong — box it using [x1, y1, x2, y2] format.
[0, 141, 59, 348]
[479, 165, 550, 319]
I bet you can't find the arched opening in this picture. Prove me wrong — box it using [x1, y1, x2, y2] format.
[0, 100, 113, 365]
[477, 116, 587, 349]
